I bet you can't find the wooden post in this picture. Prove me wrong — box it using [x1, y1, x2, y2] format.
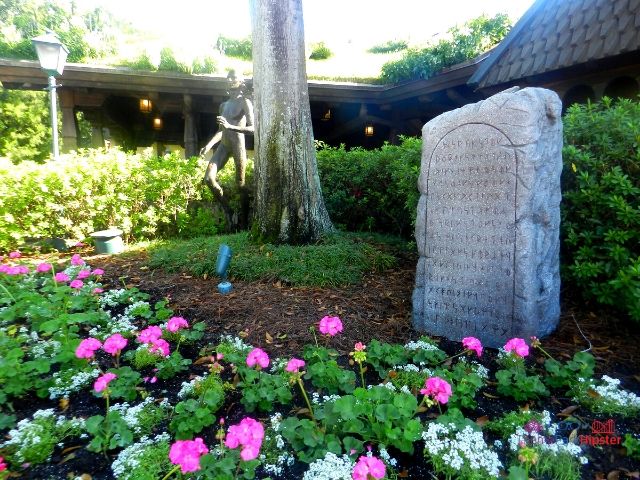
[58, 88, 77, 152]
[183, 94, 197, 158]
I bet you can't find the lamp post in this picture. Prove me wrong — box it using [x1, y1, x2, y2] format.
[32, 32, 68, 161]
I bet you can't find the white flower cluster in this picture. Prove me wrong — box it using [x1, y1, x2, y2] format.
[396, 363, 420, 372]
[219, 334, 253, 352]
[270, 357, 288, 373]
[404, 339, 440, 352]
[582, 375, 640, 409]
[303, 452, 355, 480]
[89, 311, 137, 337]
[177, 374, 208, 399]
[98, 288, 130, 308]
[124, 300, 152, 319]
[378, 445, 397, 467]
[422, 422, 502, 478]
[49, 368, 101, 399]
[1, 410, 84, 463]
[111, 432, 170, 479]
[311, 392, 342, 405]
[109, 397, 169, 435]
[260, 413, 295, 477]
[29, 337, 62, 358]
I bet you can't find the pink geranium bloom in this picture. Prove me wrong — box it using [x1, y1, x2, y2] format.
[143, 376, 158, 384]
[420, 376, 452, 404]
[92, 268, 104, 276]
[92, 288, 104, 294]
[285, 358, 305, 373]
[36, 262, 53, 273]
[54, 272, 70, 282]
[167, 316, 189, 332]
[225, 417, 264, 461]
[504, 338, 530, 358]
[0, 455, 7, 471]
[354, 342, 366, 352]
[9, 251, 21, 259]
[318, 315, 343, 336]
[76, 269, 91, 280]
[94, 372, 117, 392]
[462, 336, 483, 357]
[5, 265, 29, 275]
[70, 254, 85, 266]
[169, 438, 209, 473]
[246, 347, 269, 369]
[149, 338, 170, 357]
[69, 279, 84, 289]
[352, 455, 386, 480]
[75, 337, 102, 359]
[103, 334, 128, 355]
[138, 326, 163, 343]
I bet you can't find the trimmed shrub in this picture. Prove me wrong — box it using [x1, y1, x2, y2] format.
[316, 137, 421, 237]
[215, 35, 252, 60]
[368, 40, 408, 54]
[0, 149, 237, 250]
[309, 42, 332, 60]
[562, 97, 640, 321]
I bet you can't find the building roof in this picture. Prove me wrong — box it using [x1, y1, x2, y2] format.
[469, 0, 640, 89]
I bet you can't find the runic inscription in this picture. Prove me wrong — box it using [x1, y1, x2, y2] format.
[422, 124, 516, 339]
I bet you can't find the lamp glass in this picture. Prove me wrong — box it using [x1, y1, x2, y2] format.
[364, 125, 374, 137]
[153, 117, 163, 130]
[139, 98, 152, 113]
[32, 33, 69, 76]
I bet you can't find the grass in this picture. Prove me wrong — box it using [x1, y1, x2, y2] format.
[146, 232, 402, 287]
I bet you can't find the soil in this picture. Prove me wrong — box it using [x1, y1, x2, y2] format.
[11, 247, 640, 478]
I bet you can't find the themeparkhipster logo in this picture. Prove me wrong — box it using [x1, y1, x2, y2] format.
[579, 419, 622, 446]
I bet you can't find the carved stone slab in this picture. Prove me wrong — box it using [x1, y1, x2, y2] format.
[412, 87, 562, 348]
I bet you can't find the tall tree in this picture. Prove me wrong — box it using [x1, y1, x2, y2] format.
[250, 0, 333, 244]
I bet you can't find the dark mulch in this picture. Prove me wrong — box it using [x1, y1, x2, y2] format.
[22, 247, 640, 478]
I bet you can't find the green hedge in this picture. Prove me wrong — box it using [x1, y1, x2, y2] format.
[316, 137, 421, 237]
[0, 149, 238, 250]
[562, 98, 640, 321]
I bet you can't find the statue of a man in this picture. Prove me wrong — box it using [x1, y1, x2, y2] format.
[201, 71, 254, 229]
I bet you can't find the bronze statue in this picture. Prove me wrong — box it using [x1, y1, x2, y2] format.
[201, 71, 254, 229]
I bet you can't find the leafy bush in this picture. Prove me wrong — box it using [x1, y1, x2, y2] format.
[216, 35, 252, 60]
[191, 56, 218, 74]
[316, 137, 421, 237]
[117, 52, 157, 71]
[562, 98, 640, 321]
[309, 42, 332, 60]
[368, 40, 408, 54]
[158, 47, 190, 74]
[0, 149, 225, 250]
[380, 14, 510, 83]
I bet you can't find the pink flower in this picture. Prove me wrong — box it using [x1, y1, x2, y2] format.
[285, 358, 306, 372]
[92, 288, 104, 294]
[75, 337, 102, 359]
[69, 279, 84, 289]
[103, 334, 128, 355]
[76, 269, 91, 280]
[524, 420, 542, 434]
[36, 262, 52, 273]
[9, 251, 21, 259]
[420, 376, 452, 404]
[0, 455, 7, 471]
[4, 265, 29, 275]
[54, 272, 70, 282]
[74, 241, 86, 247]
[70, 254, 85, 266]
[143, 376, 158, 384]
[225, 417, 264, 461]
[462, 336, 483, 357]
[169, 438, 209, 473]
[318, 315, 343, 336]
[138, 326, 163, 343]
[149, 338, 171, 357]
[92, 268, 104, 276]
[504, 338, 530, 358]
[94, 372, 117, 392]
[354, 342, 366, 352]
[167, 316, 189, 332]
[246, 348, 269, 369]
[352, 455, 386, 480]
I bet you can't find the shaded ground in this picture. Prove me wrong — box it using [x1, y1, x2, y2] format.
[86, 248, 640, 392]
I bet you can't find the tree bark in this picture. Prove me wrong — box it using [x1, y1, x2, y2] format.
[250, 0, 334, 244]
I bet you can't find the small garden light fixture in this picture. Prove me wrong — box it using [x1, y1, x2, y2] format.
[139, 98, 153, 113]
[152, 116, 163, 130]
[364, 123, 374, 137]
[216, 244, 233, 294]
[32, 31, 68, 161]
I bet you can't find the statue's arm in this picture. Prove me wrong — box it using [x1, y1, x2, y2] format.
[217, 98, 255, 134]
[200, 130, 222, 155]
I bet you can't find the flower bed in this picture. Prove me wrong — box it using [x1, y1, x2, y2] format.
[1, 252, 639, 479]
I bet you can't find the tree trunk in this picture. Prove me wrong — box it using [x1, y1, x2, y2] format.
[250, 0, 334, 244]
